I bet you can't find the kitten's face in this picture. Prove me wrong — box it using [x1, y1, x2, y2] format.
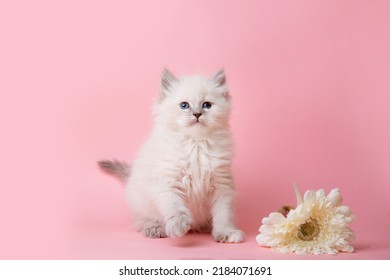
[155, 69, 231, 136]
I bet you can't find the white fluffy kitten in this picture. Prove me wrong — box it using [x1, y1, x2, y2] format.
[99, 69, 244, 243]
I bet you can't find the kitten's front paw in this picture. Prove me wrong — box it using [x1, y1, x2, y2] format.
[212, 229, 245, 243]
[165, 212, 192, 238]
[143, 224, 167, 239]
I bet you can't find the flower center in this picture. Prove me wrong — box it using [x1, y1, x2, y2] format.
[298, 219, 320, 241]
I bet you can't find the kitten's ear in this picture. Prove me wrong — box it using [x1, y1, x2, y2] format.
[213, 69, 226, 87]
[160, 68, 178, 100]
[212, 69, 229, 97]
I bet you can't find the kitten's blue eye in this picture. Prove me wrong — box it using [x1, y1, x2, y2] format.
[180, 102, 190, 109]
[202, 102, 212, 109]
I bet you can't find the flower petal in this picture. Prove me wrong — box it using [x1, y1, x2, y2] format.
[337, 243, 354, 253]
[326, 188, 342, 207]
[278, 247, 291, 254]
[303, 190, 316, 206]
[316, 189, 326, 200]
[262, 212, 285, 225]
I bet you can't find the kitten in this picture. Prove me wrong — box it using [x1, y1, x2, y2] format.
[99, 68, 244, 243]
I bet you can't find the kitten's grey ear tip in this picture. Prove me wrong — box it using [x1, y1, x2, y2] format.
[214, 68, 226, 79]
[213, 68, 227, 86]
[162, 67, 174, 74]
[161, 67, 178, 80]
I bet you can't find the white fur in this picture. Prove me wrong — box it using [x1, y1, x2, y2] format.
[126, 69, 244, 243]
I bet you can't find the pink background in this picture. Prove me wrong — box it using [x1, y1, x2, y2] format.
[1, 0, 389, 259]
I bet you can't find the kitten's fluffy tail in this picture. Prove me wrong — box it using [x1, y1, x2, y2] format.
[98, 159, 131, 184]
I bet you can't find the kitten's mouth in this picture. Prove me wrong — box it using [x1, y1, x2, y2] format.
[190, 119, 205, 126]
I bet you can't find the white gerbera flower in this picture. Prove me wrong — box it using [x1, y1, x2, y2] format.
[256, 184, 355, 255]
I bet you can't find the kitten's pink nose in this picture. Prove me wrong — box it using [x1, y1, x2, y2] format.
[193, 112, 202, 119]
